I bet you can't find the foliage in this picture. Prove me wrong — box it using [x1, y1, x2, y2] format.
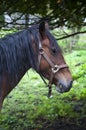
[0, 29, 17, 38]
[52, 27, 86, 51]
[0, 29, 86, 129]
[0, 0, 86, 29]
[0, 48, 86, 129]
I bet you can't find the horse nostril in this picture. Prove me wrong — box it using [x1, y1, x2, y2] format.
[69, 80, 73, 88]
[57, 80, 73, 93]
[65, 80, 73, 92]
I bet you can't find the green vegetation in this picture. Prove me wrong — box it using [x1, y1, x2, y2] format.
[0, 29, 86, 130]
[0, 29, 17, 38]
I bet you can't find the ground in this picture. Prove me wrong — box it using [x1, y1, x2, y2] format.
[41, 118, 86, 130]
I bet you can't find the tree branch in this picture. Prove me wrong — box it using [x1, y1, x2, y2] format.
[55, 30, 86, 40]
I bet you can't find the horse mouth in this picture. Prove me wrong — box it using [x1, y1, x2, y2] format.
[56, 81, 73, 93]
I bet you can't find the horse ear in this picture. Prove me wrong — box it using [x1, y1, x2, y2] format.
[39, 21, 46, 39]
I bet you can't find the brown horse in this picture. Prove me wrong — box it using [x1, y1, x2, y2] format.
[0, 22, 73, 109]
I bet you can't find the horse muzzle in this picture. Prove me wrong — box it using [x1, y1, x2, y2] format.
[56, 80, 73, 93]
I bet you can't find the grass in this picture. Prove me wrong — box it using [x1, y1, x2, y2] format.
[0, 29, 86, 130]
[0, 50, 86, 130]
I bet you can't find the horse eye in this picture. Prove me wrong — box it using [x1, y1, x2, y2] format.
[52, 48, 56, 54]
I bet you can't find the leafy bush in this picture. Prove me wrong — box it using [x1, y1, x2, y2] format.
[0, 29, 17, 38]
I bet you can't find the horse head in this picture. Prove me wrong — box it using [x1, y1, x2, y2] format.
[38, 22, 73, 95]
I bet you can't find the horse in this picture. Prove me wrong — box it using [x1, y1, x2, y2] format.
[0, 21, 73, 109]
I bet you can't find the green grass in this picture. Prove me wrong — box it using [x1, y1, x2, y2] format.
[0, 29, 86, 130]
[0, 50, 86, 130]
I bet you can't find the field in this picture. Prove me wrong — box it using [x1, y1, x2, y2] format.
[0, 29, 86, 130]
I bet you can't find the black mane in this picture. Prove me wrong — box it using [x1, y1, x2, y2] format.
[0, 25, 61, 86]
